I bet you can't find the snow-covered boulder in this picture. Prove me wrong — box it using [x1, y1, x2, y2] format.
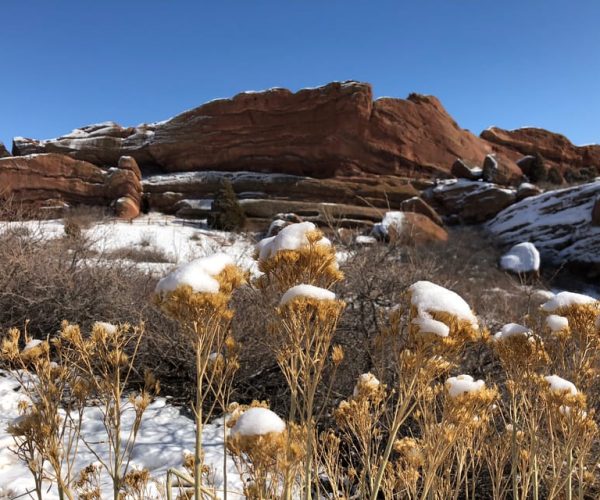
[371, 211, 448, 244]
[500, 242, 540, 274]
[488, 180, 600, 270]
[231, 408, 286, 437]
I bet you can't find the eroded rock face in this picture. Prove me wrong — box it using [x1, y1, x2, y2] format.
[482, 127, 600, 180]
[488, 180, 600, 269]
[141, 170, 418, 215]
[0, 153, 141, 218]
[0, 142, 10, 158]
[12, 82, 520, 181]
[427, 179, 517, 223]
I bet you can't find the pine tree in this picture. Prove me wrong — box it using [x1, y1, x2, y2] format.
[207, 179, 246, 231]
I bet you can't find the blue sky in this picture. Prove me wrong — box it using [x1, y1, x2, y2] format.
[1, 1, 599, 149]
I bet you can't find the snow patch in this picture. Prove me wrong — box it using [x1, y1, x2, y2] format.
[155, 253, 234, 294]
[493, 323, 533, 342]
[545, 315, 569, 333]
[540, 291, 597, 312]
[544, 375, 577, 395]
[409, 281, 478, 331]
[280, 284, 336, 306]
[446, 375, 485, 399]
[256, 222, 331, 261]
[231, 408, 286, 437]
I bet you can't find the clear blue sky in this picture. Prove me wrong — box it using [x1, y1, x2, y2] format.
[1, 0, 599, 150]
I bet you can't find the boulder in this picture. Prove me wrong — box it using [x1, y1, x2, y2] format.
[482, 127, 600, 181]
[500, 242, 541, 274]
[451, 159, 482, 181]
[0, 153, 142, 218]
[12, 81, 520, 181]
[592, 197, 600, 227]
[516, 182, 543, 201]
[482, 154, 519, 185]
[142, 170, 418, 215]
[400, 196, 444, 226]
[488, 180, 600, 270]
[372, 211, 448, 245]
[428, 179, 517, 223]
[0, 142, 10, 158]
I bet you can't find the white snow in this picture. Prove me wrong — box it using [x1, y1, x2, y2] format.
[540, 291, 597, 312]
[256, 222, 331, 261]
[372, 211, 404, 239]
[411, 316, 450, 338]
[21, 339, 43, 353]
[545, 315, 569, 333]
[93, 321, 118, 334]
[279, 284, 336, 306]
[353, 373, 381, 397]
[492, 323, 532, 342]
[0, 371, 243, 499]
[355, 235, 377, 245]
[488, 180, 600, 266]
[446, 375, 486, 399]
[544, 375, 578, 395]
[155, 253, 234, 294]
[409, 281, 478, 331]
[500, 242, 540, 273]
[0, 214, 257, 276]
[231, 407, 286, 437]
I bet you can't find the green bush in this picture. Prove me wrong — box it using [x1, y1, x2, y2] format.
[207, 179, 246, 231]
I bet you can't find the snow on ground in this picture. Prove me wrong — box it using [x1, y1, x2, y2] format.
[0, 214, 257, 277]
[0, 371, 244, 499]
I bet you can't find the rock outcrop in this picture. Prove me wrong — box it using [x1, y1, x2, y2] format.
[426, 179, 517, 223]
[0, 142, 10, 158]
[142, 170, 418, 228]
[0, 153, 142, 218]
[481, 127, 600, 181]
[12, 82, 520, 182]
[488, 180, 600, 272]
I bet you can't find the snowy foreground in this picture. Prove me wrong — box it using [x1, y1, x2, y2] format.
[0, 371, 245, 499]
[0, 214, 257, 276]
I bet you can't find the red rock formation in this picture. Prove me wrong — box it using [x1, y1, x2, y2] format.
[0, 153, 141, 218]
[0, 142, 10, 158]
[481, 127, 600, 180]
[12, 82, 521, 182]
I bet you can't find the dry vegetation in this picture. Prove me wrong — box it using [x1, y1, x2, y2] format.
[1, 212, 599, 499]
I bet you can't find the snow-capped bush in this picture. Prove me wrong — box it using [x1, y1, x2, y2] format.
[544, 375, 577, 396]
[256, 222, 331, 261]
[446, 375, 486, 399]
[155, 253, 234, 294]
[409, 281, 478, 333]
[279, 284, 336, 306]
[500, 242, 540, 273]
[540, 291, 597, 312]
[353, 373, 381, 397]
[93, 321, 118, 334]
[231, 407, 286, 437]
[411, 316, 450, 338]
[492, 323, 532, 342]
[545, 315, 569, 333]
[21, 339, 43, 353]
